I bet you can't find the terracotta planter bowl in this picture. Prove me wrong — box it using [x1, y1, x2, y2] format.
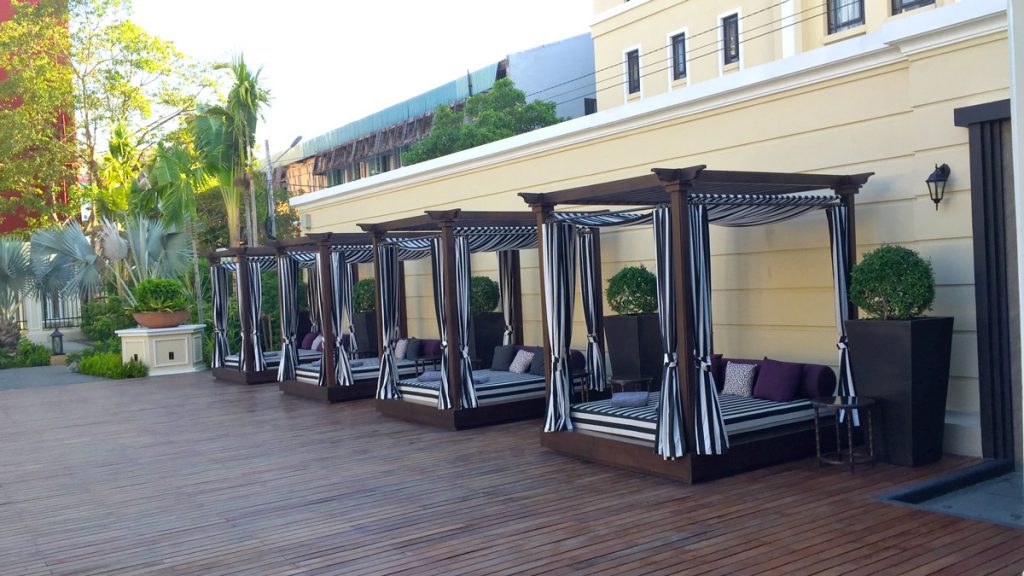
[132, 310, 190, 329]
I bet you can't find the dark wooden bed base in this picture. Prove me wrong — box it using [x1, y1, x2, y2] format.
[376, 397, 546, 431]
[212, 366, 277, 385]
[540, 416, 844, 484]
[278, 378, 377, 403]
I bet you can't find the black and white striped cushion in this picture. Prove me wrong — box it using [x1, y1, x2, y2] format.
[398, 370, 546, 407]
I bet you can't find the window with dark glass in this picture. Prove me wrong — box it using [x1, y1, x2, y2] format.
[722, 14, 739, 66]
[827, 0, 864, 34]
[671, 33, 687, 80]
[584, 98, 597, 115]
[626, 49, 640, 94]
[892, 0, 934, 15]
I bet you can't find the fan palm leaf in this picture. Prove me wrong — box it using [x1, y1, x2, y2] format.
[30, 222, 103, 301]
[0, 237, 35, 319]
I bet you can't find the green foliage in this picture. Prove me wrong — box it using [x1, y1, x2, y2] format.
[66, 337, 121, 369]
[402, 78, 562, 165]
[850, 245, 935, 320]
[81, 298, 135, 341]
[606, 265, 658, 316]
[131, 278, 188, 312]
[77, 351, 148, 379]
[0, 339, 52, 369]
[0, 0, 212, 232]
[470, 276, 500, 314]
[353, 279, 376, 313]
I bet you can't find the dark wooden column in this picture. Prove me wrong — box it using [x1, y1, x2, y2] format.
[398, 261, 409, 338]
[317, 239, 336, 387]
[236, 252, 254, 373]
[835, 184, 860, 322]
[440, 222, 462, 406]
[532, 205, 553, 393]
[666, 181, 697, 452]
[370, 231, 386, 368]
[510, 250, 525, 346]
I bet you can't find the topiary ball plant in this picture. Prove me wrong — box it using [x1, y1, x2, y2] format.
[606, 265, 658, 315]
[470, 276, 500, 314]
[131, 278, 188, 313]
[352, 279, 376, 313]
[849, 245, 935, 320]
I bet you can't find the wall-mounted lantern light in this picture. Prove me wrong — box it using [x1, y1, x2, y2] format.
[926, 163, 951, 210]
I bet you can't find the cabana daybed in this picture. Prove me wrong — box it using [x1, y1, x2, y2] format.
[208, 247, 320, 385]
[273, 233, 421, 403]
[520, 165, 872, 483]
[360, 210, 584, 430]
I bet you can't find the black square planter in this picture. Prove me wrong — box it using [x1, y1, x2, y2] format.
[846, 316, 954, 467]
[604, 313, 662, 387]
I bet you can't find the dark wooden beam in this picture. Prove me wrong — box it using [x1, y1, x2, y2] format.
[317, 238, 336, 387]
[440, 222, 462, 406]
[591, 228, 607, 361]
[835, 184, 861, 321]
[398, 261, 409, 338]
[532, 204, 553, 395]
[666, 180, 698, 452]
[510, 250, 525, 346]
[370, 231, 386, 379]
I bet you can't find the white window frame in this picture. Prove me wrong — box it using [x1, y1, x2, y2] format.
[622, 45, 643, 100]
[717, 9, 743, 76]
[666, 28, 690, 89]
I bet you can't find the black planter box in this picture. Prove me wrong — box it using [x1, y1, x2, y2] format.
[352, 311, 378, 358]
[472, 312, 505, 368]
[604, 313, 662, 387]
[846, 316, 954, 467]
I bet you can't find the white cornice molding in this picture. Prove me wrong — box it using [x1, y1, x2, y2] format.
[292, 0, 1007, 212]
[591, 0, 653, 27]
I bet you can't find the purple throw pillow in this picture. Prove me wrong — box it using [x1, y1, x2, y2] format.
[753, 359, 804, 402]
[300, 332, 318, 350]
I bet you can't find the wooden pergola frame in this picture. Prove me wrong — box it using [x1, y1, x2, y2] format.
[207, 246, 278, 385]
[270, 233, 376, 403]
[359, 209, 535, 430]
[520, 165, 872, 483]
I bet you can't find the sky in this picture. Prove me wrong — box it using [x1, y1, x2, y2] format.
[131, 0, 595, 158]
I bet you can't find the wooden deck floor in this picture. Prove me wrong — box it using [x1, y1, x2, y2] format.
[0, 371, 1021, 576]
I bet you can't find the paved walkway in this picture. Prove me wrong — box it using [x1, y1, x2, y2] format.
[0, 371, 1022, 575]
[0, 364, 106, 391]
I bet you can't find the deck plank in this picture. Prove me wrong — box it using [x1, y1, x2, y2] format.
[0, 372, 1021, 575]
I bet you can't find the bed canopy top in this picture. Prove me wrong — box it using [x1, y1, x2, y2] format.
[520, 165, 873, 460]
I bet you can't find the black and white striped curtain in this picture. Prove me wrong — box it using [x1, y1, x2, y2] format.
[430, 238, 453, 410]
[344, 262, 358, 354]
[542, 222, 577, 432]
[827, 205, 858, 421]
[238, 260, 266, 372]
[307, 265, 321, 335]
[277, 254, 300, 381]
[454, 236, 478, 408]
[695, 194, 839, 227]
[211, 263, 230, 368]
[332, 252, 355, 387]
[312, 253, 330, 386]
[498, 251, 517, 346]
[375, 244, 402, 399]
[653, 207, 685, 458]
[687, 204, 729, 455]
[577, 228, 607, 391]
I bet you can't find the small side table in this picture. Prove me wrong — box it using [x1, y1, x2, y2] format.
[609, 376, 651, 393]
[811, 396, 878, 472]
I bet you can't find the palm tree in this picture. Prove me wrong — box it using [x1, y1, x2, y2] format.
[191, 55, 269, 247]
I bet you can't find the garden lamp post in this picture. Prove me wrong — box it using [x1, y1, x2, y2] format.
[264, 135, 303, 241]
[50, 327, 64, 356]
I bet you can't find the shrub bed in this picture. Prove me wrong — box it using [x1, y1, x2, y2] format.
[0, 339, 52, 369]
[77, 352, 148, 379]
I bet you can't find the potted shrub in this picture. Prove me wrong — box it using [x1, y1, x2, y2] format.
[130, 278, 190, 329]
[604, 265, 662, 386]
[351, 278, 377, 357]
[846, 245, 953, 467]
[469, 276, 503, 367]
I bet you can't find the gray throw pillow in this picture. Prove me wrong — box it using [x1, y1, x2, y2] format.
[491, 345, 517, 371]
[722, 362, 757, 397]
[509, 350, 535, 374]
[405, 337, 422, 360]
[529, 349, 545, 376]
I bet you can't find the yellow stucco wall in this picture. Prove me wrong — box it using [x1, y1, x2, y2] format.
[591, 0, 956, 110]
[295, 24, 1008, 457]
